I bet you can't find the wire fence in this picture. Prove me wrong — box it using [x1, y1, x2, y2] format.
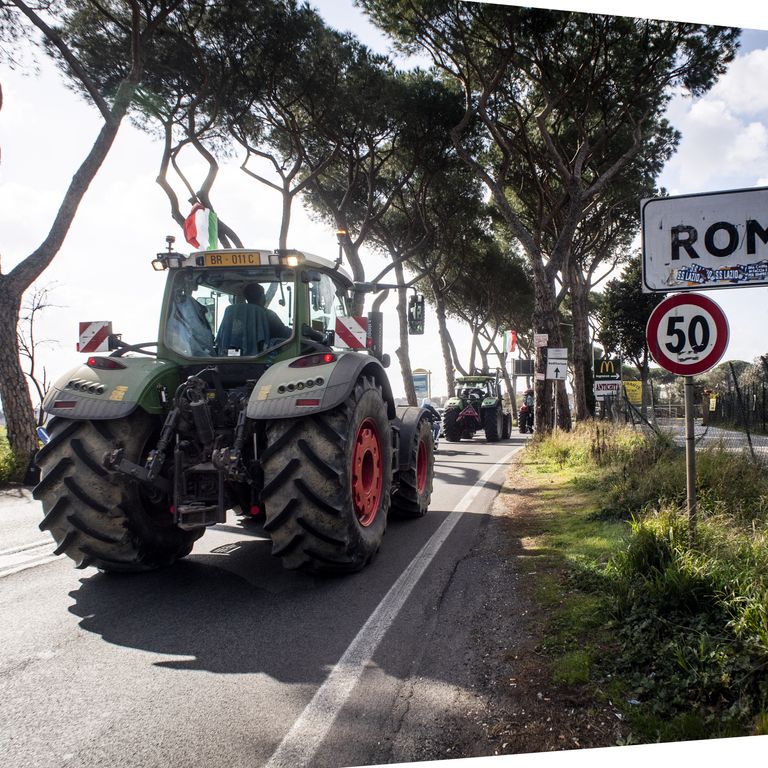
[598, 379, 768, 466]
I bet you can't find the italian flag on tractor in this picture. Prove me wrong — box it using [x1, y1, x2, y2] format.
[184, 203, 218, 250]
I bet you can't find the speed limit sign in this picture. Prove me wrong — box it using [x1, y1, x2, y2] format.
[646, 294, 729, 376]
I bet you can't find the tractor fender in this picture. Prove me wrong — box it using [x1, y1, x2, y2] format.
[41, 357, 180, 421]
[394, 405, 431, 473]
[246, 351, 396, 421]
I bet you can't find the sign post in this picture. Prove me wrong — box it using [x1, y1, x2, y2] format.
[546, 348, 567, 431]
[646, 294, 729, 541]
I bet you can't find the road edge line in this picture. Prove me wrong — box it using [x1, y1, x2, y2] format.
[264, 446, 521, 768]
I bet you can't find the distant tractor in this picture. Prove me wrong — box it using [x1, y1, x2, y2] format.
[34, 245, 435, 575]
[443, 372, 511, 442]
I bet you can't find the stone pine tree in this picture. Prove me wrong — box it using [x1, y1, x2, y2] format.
[359, 1, 739, 431]
[0, 0, 183, 475]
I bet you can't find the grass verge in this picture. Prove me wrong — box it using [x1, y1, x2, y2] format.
[517, 422, 768, 744]
[0, 426, 22, 486]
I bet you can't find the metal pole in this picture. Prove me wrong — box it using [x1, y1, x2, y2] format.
[684, 375, 697, 543]
[553, 380, 558, 432]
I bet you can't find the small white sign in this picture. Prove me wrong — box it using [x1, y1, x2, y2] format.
[534, 333, 549, 348]
[548, 347, 568, 361]
[594, 381, 622, 399]
[546, 360, 567, 380]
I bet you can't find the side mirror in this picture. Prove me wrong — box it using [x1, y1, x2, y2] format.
[407, 294, 425, 335]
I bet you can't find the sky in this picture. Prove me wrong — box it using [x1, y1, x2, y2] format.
[2, 1, 768, 402]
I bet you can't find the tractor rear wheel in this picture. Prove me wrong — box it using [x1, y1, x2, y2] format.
[484, 405, 503, 441]
[443, 408, 462, 442]
[391, 417, 434, 519]
[261, 375, 392, 574]
[502, 413, 512, 439]
[33, 413, 202, 572]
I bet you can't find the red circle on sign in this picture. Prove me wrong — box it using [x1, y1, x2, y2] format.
[646, 294, 729, 376]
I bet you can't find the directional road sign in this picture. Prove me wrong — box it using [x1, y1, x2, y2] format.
[545, 346, 567, 381]
[594, 356, 621, 381]
[546, 361, 567, 380]
[646, 294, 729, 376]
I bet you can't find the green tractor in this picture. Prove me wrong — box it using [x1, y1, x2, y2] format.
[34, 245, 435, 575]
[443, 372, 511, 443]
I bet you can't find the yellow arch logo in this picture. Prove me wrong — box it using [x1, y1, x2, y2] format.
[599, 359, 615, 374]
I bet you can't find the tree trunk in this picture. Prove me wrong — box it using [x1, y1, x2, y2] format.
[0, 81, 136, 462]
[433, 287, 456, 398]
[532, 270, 568, 433]
[394, 262, 416, 405]
[568, 263, 594, 422]
[279, 188, 292, 250]
[0, 287, 37, 472]
[468, 323, 479, 373]
[498, 358, 516, 419]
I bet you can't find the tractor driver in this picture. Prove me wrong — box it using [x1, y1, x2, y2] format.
[244, 283, 291, 339]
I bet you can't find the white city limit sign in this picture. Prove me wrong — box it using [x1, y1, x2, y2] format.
[641, 186, 768, 293]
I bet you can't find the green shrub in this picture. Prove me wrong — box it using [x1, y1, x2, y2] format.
[0, 429, 22, 486]
[526, 424, 768, 740]
[605, 507, 768, 738]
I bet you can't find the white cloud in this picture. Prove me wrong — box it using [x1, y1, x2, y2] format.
[725, 121, 768, 166]
[660, 43, 768, 194]
[709, 48, 768, 115]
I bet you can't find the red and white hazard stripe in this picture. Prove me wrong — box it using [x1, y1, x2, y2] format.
[77, 321, 112, 353]
[335, 316, 368, 349]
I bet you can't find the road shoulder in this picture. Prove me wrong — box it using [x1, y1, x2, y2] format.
[379, 453, 626, 762]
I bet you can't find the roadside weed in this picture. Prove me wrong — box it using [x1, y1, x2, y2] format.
[519, 424, 768, 742]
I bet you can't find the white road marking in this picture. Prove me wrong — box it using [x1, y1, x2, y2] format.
[264, 447, 521, 768]
[0, 539, 59, 579]
[0, 539, 51, 557]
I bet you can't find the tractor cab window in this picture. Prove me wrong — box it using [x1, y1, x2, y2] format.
[166, 267, 295, 358]
[308, 272, 350, 336]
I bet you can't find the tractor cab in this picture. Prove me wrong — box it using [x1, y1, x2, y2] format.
[154, 249, 352, 363]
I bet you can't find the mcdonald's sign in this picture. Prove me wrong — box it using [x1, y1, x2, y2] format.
[594, 356, 621, 381]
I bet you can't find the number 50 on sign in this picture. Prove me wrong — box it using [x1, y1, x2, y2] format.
[646, 294, 729, 376]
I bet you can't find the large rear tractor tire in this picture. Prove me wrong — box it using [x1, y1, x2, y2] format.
[260, 375, 392, 574]
[443, 408, 462, 442]
[33, 413, 202, 572]
[484, 405, 503, 442]
[502, 413, 512, 439]
[391, 417, 434, 519]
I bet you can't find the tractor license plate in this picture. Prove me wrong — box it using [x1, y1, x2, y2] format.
[203, 252, 266, 267]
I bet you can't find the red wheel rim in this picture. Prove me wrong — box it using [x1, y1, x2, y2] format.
[352, 417, 383, 527]
[416, 437, 428, 495]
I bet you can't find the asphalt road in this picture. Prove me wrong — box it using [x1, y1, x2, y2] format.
[0, 434, 527, 768]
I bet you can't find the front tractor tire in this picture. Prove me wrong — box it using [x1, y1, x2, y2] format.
[391, 417, 434, 519]
[261, 376, 393, 574]
[33, 413, 202, 572]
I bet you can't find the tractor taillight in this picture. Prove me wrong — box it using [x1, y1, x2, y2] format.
[289, 353, 336, 368]
[296, 399, 321, 407]
[86, 356, 126, 370]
